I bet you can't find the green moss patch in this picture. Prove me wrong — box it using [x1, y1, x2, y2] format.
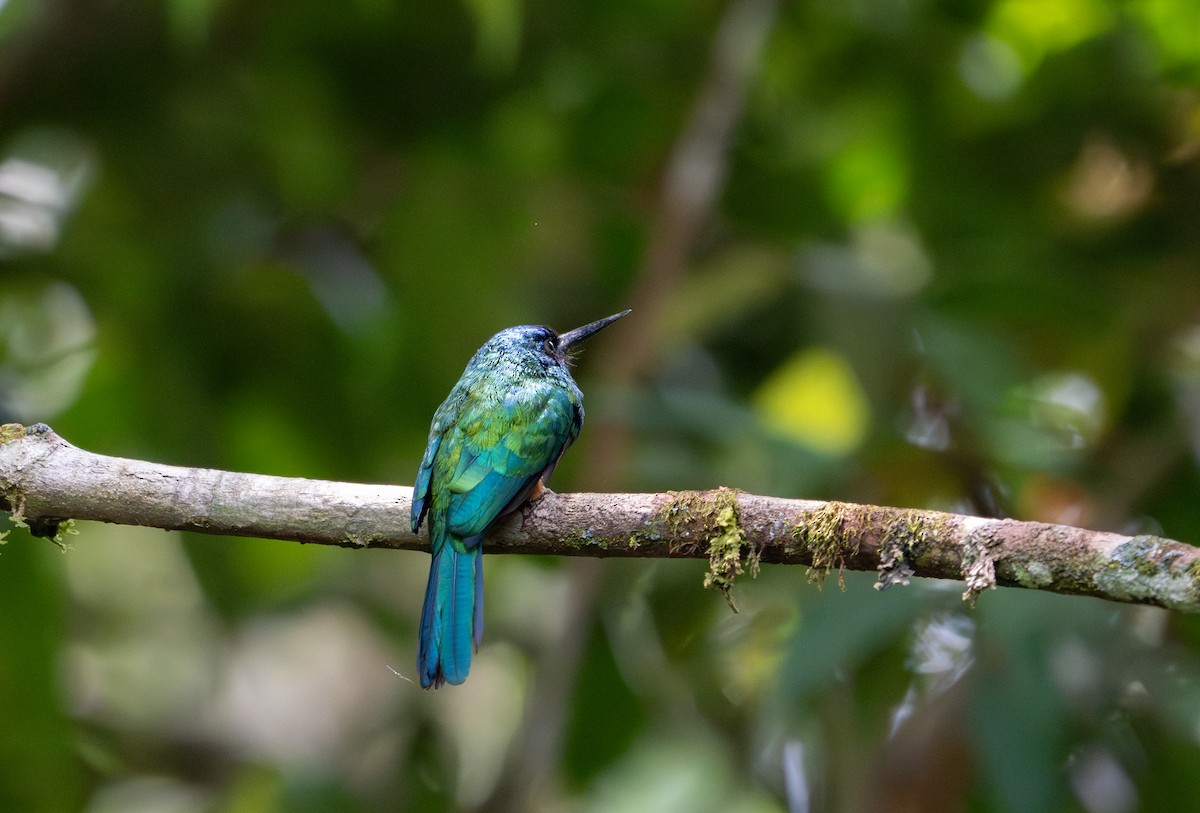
[789, 501, 858, 590]
[663, 488, 757, 612]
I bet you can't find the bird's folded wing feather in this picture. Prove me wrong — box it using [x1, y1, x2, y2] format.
[410, 433, 441, 532]
[444, 386, 580, 540]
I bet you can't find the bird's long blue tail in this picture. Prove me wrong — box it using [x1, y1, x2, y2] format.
[418, 537, 483, 689]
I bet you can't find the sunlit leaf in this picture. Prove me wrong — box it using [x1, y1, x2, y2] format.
[754, 347, 869, 456]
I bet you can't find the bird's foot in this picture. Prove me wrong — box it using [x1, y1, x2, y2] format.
[527, 479, 556, 503]
[521, 480, 555, 520]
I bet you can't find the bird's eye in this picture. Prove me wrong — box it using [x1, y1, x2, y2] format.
[542, 337, 556, 355]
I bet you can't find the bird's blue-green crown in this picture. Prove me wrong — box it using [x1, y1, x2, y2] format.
[468, 309, 631, 382]
[476, 324, 573, 375]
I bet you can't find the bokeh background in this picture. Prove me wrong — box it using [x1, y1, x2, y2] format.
[4, 0, 1200, 810]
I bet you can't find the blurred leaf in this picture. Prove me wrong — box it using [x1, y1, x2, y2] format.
[777, 573, 930, 704]
[987, 0, 1115, 74]
[564, 618, 646, 788]
[824, 136, 909, 224]
[464, 0, 523, 73]
[0, 280, 95, 421]
[754, 347, 870, 456]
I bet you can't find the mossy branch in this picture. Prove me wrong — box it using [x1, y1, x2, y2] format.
[4, 423, 1200, 612]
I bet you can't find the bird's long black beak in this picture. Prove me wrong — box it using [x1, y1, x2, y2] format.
[558, 309, 631, 351]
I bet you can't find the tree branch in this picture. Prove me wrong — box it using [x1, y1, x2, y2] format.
[4, 422, 1200, 611]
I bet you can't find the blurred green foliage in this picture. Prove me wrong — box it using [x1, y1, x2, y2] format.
[4, 0, 1200, 810]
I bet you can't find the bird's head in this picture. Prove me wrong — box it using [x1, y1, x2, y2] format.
[490, 310, 631, 368]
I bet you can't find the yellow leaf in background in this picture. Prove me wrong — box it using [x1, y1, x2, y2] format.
[754, 347, 869, 455]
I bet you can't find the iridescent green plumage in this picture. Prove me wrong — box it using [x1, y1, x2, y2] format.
[411, 311, 629, 688]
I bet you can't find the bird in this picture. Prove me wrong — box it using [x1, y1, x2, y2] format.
[411, 309, 630, 688]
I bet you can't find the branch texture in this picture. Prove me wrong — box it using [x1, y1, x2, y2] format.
[4, 423, 1200, 612]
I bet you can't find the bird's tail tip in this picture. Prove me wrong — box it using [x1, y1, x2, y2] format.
[417, 542, 482, 689]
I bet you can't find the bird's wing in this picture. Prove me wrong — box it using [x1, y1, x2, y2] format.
[411, 433, 440, 532]
[412, 392, 465, 532]
[442, 384, 581, 541]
